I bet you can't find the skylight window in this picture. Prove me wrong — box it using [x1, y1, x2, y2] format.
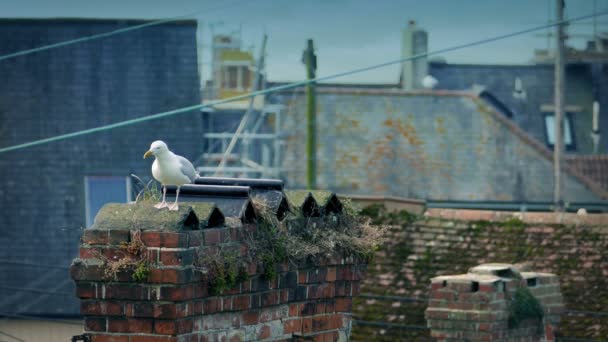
[544, 113, 574, 150]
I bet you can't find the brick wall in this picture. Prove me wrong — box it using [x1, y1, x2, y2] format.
[353, 207, 608, 341]
[70, 190, 368, 341]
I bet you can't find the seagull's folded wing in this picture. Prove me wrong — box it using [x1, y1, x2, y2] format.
[178, 156, 198, 182]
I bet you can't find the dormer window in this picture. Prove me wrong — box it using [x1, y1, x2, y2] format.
[543, 112, 575, 151]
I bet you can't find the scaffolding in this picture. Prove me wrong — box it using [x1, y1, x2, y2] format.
[197, 103, 286, 178]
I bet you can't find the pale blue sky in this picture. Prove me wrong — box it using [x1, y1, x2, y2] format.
[2, 0, 608, 83]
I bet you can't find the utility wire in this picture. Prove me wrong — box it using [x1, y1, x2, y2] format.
[0, 330, 25, 342]
[0, 312, 83, 326]
[0, 10, 607, 154]
[0, 286, 72, 297]
[0, 0, 262, 62]
[0, 261, 69, 270]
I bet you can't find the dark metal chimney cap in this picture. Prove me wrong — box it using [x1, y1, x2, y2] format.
[195, 177, 283, 190]
[166, 184, 251, 198]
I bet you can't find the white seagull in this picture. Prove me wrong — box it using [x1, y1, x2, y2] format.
[143, 140, 197, 211]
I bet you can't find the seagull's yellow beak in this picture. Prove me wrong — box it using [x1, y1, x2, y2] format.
[143, 150, 154, 159]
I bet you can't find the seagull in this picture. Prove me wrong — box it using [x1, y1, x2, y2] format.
[143, 140, 197, 211]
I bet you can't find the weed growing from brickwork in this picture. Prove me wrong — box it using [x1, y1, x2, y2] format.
[197, 247, 249, 295]
[246, 196, 387, 281]
[95, 230, 150, 282]
[508, 287, 544, 329]
[131, 174, 161, 203]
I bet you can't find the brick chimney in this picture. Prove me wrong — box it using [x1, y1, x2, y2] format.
[425, 263, 564, 341]
[70, 179, 371, 342]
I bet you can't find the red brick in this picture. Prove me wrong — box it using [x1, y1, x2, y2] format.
[298, 270, 308, 283]
[258, 325, 271, 339]
[177, 318, 194, 334]
[289, 303, 300, 317]
[337, 266, 353, 281]
[108, 318, 153, 333]
[310, 283, 335, 299]
[233, 295, 251, 311]
[335, 298, 352, 312]
[141, 231, 188, 248]
[326, 267, 337, 282]
[155, 320, 177, 335]
[331, 314, 344, 329]
[104, 284, 147, 300]
[153, 303, 188, 319]
[79, 246, 99, 259]
[223, 296, 233, 311]
[160, 248, 194, 266]
[107, 230, 130, 244]
[284, 318, 302, 334]
[90, 335, 129, 342]
[130, 336, 177, 342]
[81, 301, 123, 316]
[313, 331, 339, 342]
[127, 302, 154, 318]
[302, 317, 313, 334]
[85, 317, 106, 332]
[309, 268, 327, 283]
[261, 291, 280, 306]
[159, 285, 195, 301]
[312, 316, 330, 331]
[242, 310, 260, 325]
[325, 300, 335, 314]
[203, 229, 221, 245]
[83, 230, 109, 245]
[70, 263, 106, 281]
[188, 231, 202, 247]
[148, 267, 191, 284]
[479, 284, 497, 293]
[203, 297, 221, 314]
[76, 283, 97, 299]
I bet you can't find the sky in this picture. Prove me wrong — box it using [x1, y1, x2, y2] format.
[2, 0, 608, 83]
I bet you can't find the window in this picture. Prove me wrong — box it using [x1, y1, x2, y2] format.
[241, 66, 251, 90]
[222, 66, 238, 89]
[544, 113, 575, 150]
[85, 176, 132, 227]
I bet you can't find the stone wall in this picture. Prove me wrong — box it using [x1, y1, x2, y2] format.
[353, 207, 608, 341]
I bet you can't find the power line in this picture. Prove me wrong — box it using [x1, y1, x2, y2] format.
[0, 286, 72, 297]
[0, 10, 607, 155]
[0, 0, 261, 62]
[0, 312, 82, 326]
[0, 330, 25, 342]
[0, 261, 69, 270]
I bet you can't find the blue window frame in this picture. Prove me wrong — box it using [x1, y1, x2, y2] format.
[84, 176, 132, 227]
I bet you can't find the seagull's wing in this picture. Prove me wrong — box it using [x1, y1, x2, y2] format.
[178, 156, 198, 182]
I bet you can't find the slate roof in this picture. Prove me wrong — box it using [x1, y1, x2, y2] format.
[428, 61, 600, 154]
[268, 87, 607, 202]
[0, 18, 201, 317]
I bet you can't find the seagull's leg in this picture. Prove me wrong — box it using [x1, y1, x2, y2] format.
[155, 186, 168, 209]
[169, 186, 180, 211]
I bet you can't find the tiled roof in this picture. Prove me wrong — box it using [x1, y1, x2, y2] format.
[565, 155, 608, 193]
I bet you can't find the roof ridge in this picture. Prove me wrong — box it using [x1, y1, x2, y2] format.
[469, 95, 608, 200]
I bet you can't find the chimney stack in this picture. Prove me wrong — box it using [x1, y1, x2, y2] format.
[401, 20, 428, 90]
